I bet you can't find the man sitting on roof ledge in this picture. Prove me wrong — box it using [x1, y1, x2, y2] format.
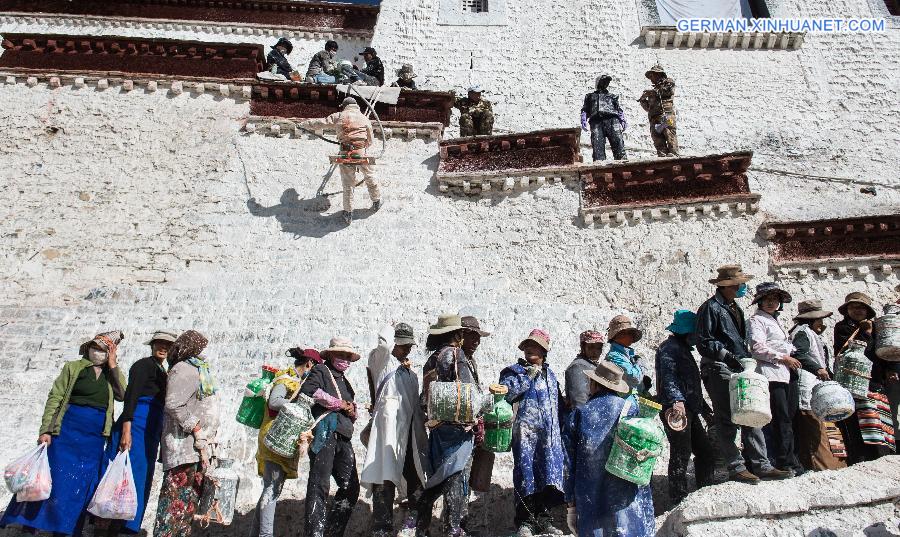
[262, 37, 299, 81]
[305, 40, 340, 84]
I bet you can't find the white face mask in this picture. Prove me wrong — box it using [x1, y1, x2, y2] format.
[87, 347, 108, 366]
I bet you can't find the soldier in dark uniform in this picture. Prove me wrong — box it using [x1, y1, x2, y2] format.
[638, 64, 679, 157]
[581, 74, 627, 161]
[454, 85, 494, 137]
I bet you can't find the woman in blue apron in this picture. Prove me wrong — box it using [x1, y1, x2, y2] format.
[97, 330, 175, 535]
[1, 331, 126, 536]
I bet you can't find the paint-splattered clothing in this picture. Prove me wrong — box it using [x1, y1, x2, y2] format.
[499, 361, 567, 500]
[564, 392, 654, 537]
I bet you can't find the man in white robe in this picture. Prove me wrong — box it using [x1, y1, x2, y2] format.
[361, 324, 429, 536]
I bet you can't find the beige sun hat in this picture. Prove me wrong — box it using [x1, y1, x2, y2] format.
[838, 292, 876, 318]
[584, 361, 630, 394]
[321, 336, 361, 362]
[144, 330, 178, 345]
[793, 299, 833, 321]
[428, 313, 464, 335]
[708, 264, 754, 286]
[606, 315, 643, 343]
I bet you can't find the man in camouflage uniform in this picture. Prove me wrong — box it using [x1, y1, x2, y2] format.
[638, 64, 679, 157]
[581, 74, 627, 161]
[454, 85, 494, 137]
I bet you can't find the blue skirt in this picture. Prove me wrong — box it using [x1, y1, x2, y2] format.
[104, 396, 164, 534]
[1, 404, 106, 536]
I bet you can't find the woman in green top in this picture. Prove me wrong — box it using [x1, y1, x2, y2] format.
[1, 330, 126, 536]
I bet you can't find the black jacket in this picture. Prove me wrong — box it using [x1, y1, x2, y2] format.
[655, 335, 708, 414]
[300, 362, 356, 438]
[696, 290, 751, 371]
[581, 90, 622, 120]
[361, 56, 385, 86]
[266, 48, 293, 78]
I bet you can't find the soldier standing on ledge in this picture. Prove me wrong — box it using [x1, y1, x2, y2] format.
[639, 64, 679, 157]
[581, 74, 627, 161]
[455, 85, 494, 137]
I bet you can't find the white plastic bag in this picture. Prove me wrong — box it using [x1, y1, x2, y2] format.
[5, 443, 52, 502]
[5, 444, 45, 494]
[87, 451, 138, 520]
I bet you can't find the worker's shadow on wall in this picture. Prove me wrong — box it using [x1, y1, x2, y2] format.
[247, 187, 370, 239]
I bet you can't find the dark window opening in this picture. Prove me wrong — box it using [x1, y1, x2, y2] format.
[462, 0, 489, 13]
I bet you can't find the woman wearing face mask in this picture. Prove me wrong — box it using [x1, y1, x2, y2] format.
[1, 331, 126, 536]
[250, 347, 323, 537]
[789, 300, 846, 471]
[96, 331, 176, 536]
[300, 338, 360, 537]
[154, 330, 219, 537]
[749, 282, 805, 476]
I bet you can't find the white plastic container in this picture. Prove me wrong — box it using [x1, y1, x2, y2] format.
[729, 358, 772, 427]
[875, 304, 900, 362]
[197, 458, 240, 526]
[810, 381, 855, 423]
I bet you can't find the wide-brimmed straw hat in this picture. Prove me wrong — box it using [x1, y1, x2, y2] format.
[322, 336, 361, 362]
[708, 264, 754, 286]
[584, 361, 630, 394]
[461, 316, 491, 337]
[519, 328, 551, 352]
[751, 282, 793, 305]
[794, 299, 833, 321]
[607, 315, 643, 343]
[838, 292, 876, 318]
[79, 330, 125, 356]
[144, 330, 178, 345]
[429, 314, 464, 335]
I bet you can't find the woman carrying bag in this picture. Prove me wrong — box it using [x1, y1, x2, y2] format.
[1, 331, 126, 536]
[153, 330, 220, 537]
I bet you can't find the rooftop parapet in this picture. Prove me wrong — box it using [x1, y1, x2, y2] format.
[579, 151, 759, 225]
[0, 33, 265, 81]
[0, 0, 379, 35]
[766, 214, 900, 279]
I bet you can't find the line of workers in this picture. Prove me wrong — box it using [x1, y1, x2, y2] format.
[2, 266, 897, 537]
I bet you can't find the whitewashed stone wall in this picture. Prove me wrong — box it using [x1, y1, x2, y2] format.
[0, 0, 898, 534]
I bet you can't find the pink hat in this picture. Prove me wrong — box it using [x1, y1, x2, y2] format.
[518, 328, 551, 352]
[580, 330, 604, 344]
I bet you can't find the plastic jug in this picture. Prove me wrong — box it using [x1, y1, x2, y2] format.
[810, 381, 855, 422]
[483, 384, 513, 453]
[834, 340, 873, 399]
[236, 365, 279, 429]
[729, 358, 772, 427]
[264, 394, 316, 458]
[604, 397, 665, 486]
[875, 304, 900, 362]
[196, 458, 240, 526]
[427, 381, 492, 424]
